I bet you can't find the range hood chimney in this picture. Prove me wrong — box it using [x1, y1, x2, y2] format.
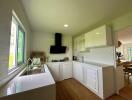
[50, 33, 66, 54]
[55, 33, 62, 46]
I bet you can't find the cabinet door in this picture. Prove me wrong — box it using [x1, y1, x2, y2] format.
[47, 62, 60, 82]
[85, 25, 108, 48]
[83, 64, 99, 93]
[85, 31, 94, 48]
[116, 66, 124, 91]
[78, 34, 85, 52]
[73, 61, 83, 83]
[74, 35, 85, 53]
[74, 38, 78, 52]
[60, 62, 72, 80]
[92, 25, 106, 46]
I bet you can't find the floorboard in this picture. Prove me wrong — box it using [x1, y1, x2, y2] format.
[56, 78, 128, 100]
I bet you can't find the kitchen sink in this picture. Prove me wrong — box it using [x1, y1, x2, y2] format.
[20, 66, 45, 76]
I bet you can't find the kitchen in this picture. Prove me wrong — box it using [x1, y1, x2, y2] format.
[0, 0, 132, 100]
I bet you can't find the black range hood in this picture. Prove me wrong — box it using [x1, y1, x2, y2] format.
[50, 33, 66, 54]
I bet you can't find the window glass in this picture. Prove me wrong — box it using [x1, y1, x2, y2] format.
[17, 27, 24, 64]
[9, 19, 17, 70]
[128, 47, 132, 61]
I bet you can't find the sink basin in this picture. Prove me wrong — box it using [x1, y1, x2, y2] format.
[20, 66, 45, 76]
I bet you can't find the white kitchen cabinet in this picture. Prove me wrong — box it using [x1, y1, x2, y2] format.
[74, 34, 85, 53]
[73, 61, 84, 84]
[84, 63, 115, 99]
[83, 64, 99, 93]
[84, 31, 94, 48]
[85, 25, 112, 48]
[47, 61, 72, 82]
[47, 62, 60, 81]
[73, 61, 115, 99]
[116, 65, 124, 93]
[60, 62, 72, 80]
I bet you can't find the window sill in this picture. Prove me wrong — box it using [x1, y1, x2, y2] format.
[8, 67, 19, 75]
[8, 64, 25, 75]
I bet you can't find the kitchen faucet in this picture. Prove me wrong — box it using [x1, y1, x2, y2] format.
[27, 58, 33, 73]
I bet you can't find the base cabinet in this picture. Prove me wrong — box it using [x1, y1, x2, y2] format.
[83, 65, 99, 93]
[47, 61, 72, 82]
[73, 61, 115, 100]
[60, 62, 73, 80]
[48, 61, 115, 99]
[47, 62, 60, 81]
[116, 65, 124, 93]
[73, 61, 83, 84]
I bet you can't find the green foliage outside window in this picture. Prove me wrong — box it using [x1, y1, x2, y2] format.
[17, 29, 24, 64]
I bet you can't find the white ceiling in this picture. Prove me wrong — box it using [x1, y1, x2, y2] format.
[117, 27, 132, 44]
[21, 0, 132, 35]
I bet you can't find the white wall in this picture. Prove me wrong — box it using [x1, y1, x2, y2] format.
[112, 11, 132, 32]
[31, 32, 72, 61]
[78, 46, 115, 65]
[0, 0, 31, 86]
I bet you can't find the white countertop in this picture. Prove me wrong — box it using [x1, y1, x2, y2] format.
[0, 64, 55, 98]
[73, 61, 114, 68]
[84, 61, 113, 67]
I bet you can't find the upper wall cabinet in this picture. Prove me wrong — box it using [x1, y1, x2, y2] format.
[85, 25, 113, 48]
[74, 34, 85, 53]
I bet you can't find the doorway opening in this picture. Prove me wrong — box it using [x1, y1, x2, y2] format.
[116, 26, 132, 99]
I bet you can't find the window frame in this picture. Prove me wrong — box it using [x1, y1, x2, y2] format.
[8, 15, 25, 72]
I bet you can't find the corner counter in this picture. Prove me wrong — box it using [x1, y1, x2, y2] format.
[0, 64, 56, 100]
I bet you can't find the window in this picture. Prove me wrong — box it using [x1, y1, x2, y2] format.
[17, 27, 25, 64]
[8, 16, 25, 71]
[128, 47, 132, 61]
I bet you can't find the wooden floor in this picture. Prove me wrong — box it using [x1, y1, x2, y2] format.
[56, 78, 129, 100]
[118, 75, 132, 100]
[119, 85, 132, 100]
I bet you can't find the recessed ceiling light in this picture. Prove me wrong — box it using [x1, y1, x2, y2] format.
[64, 24, 69, 28]
[96, 32, 100, 35]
